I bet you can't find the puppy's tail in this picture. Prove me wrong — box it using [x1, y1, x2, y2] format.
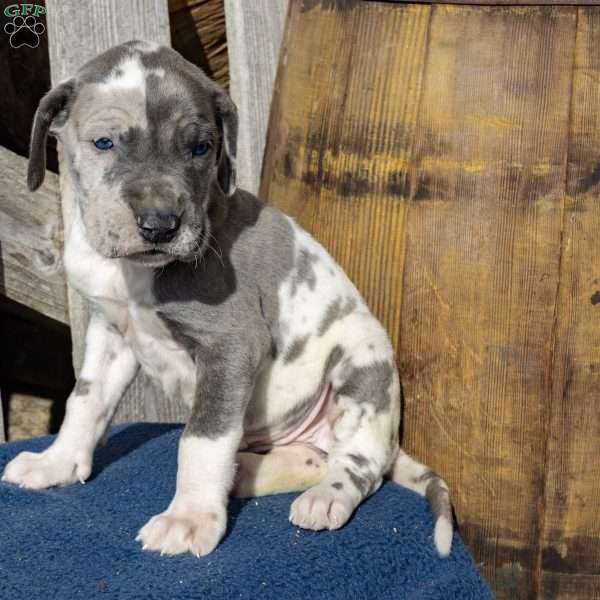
[387, 449, 453, 557]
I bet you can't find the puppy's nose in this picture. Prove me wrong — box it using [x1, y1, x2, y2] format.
[136, 212, 180, 243]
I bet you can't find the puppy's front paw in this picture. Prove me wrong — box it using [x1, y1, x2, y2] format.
[1, 449, 91, 489]
[289, 483, 355, 531]
[136, 503, 226, 557]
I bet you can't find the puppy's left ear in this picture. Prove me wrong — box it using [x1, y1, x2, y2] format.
[28, 78, 77, 191]
[213, 89, 238, 197]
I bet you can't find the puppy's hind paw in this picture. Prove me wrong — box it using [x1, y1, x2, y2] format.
[289, 483, 355, 531]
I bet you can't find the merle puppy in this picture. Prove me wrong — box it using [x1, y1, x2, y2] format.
[2, 41, 453, 558]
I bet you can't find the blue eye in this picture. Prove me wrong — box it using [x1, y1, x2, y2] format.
[192, 142, 210, 157]
[94, 137, 114, 151]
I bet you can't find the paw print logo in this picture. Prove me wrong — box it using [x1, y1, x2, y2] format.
[4, 15, 45, 48]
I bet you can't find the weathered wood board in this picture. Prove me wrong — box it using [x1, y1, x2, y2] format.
[261, 2, 599, 598]
[44, 0, 189, 424]
[539, 8, 600, 598]
[225, 0, 289, 194]
[399, 6, 575, 598]
[0, 146, 67, 325]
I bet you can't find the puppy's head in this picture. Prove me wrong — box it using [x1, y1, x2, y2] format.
[28, 40, 237, 267]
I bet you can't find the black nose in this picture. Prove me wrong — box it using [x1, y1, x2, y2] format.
[136, 212, 180, 244]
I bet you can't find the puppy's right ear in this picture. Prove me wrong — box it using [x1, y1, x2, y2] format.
[213, 89, 238, 197]
[28, 79, 76, 191]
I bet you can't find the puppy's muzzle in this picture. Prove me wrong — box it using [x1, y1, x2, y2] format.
[136, 212, 181, 244]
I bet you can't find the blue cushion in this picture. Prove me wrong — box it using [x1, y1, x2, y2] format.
[0, 424, 492, 599]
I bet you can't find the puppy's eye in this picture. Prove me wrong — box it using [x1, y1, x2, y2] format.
[94, 137, 114, 151]
[191, 142, 210, 157]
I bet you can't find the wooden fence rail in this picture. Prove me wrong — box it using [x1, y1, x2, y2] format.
[0, 147, 65, 325]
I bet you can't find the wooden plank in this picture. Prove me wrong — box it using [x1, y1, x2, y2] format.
[45, 0, 189, 424]
[397, 5, 576, 598]
[0, 146, 67, 324]
[538, 8, 600, 599]
[225, 0, 288, 194]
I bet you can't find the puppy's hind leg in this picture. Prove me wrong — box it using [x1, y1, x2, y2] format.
[289, 354, 400, 532]
[232, 444, 327, 498]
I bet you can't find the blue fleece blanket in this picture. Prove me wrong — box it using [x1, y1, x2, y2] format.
[0, 424, 492, 599]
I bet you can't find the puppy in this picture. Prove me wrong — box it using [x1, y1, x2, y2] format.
[2, 41, 453, 558]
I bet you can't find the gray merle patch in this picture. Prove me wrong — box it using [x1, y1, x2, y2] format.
[337, 361, 394, 413]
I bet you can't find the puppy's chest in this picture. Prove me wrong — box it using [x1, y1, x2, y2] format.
[127, 304, 197, 406]
[67, 250, 197, 405]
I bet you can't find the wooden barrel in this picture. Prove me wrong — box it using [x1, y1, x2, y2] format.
[260, 2, 600, 598]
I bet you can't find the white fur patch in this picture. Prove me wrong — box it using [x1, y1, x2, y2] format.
[123, 271, 197, 407]
[65, 208, 129, 308]
[137, 432, 240, 556]
[100, 56, 147, 92]
[434, 516, 453, 557]
[176, 434, 240, 501]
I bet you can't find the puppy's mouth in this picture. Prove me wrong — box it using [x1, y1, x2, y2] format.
[124, 249, 175, 267]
